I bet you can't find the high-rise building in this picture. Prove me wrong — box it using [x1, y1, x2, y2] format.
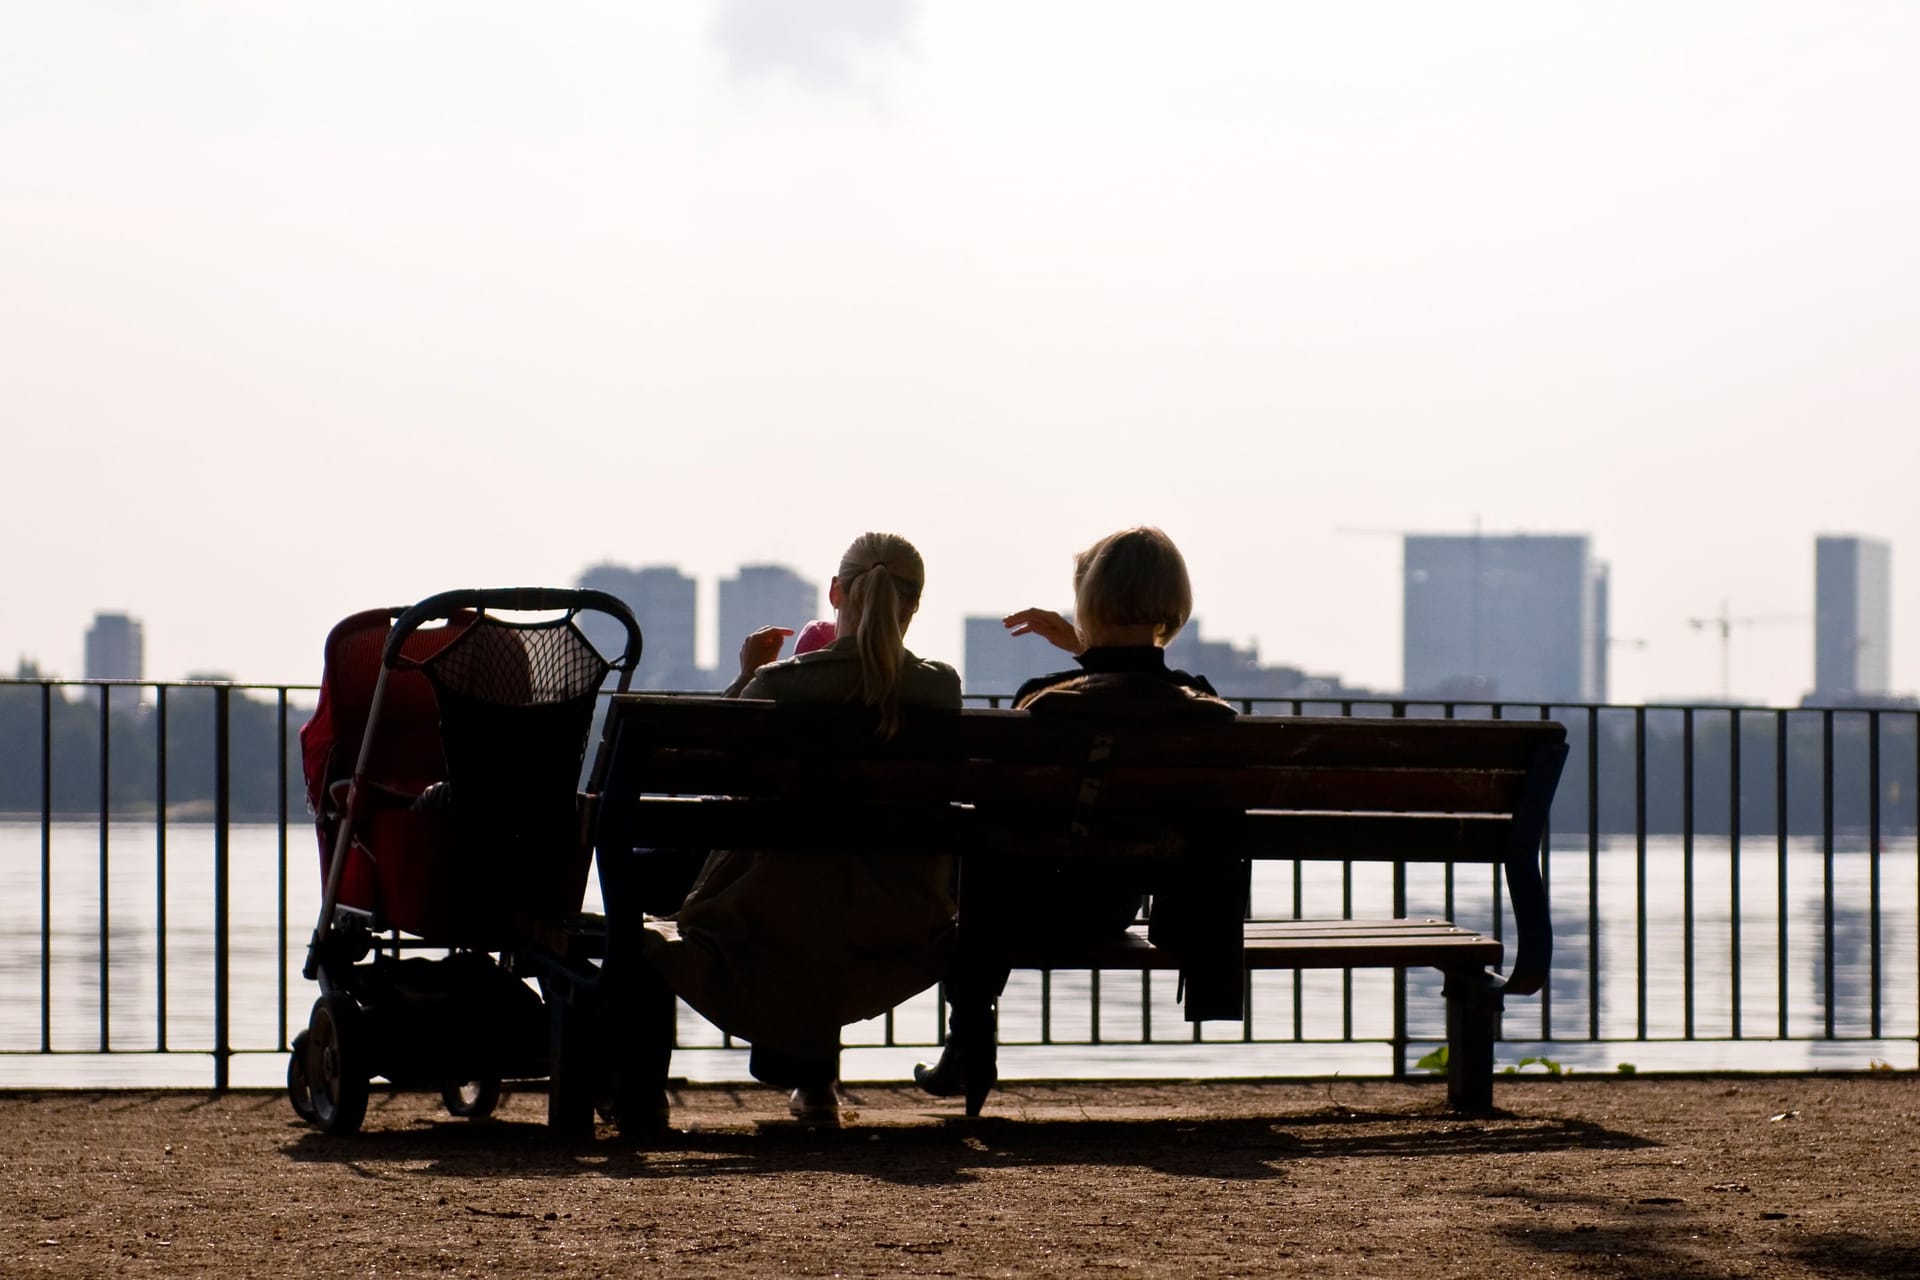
[718, 565, 819, 675]
[84, 612, 144, 682]
[1814, 535, 1891, 699]
[575, 564, 700, 689]
[962, 615, 1067, 698]
[1402, 534, 1608, 704]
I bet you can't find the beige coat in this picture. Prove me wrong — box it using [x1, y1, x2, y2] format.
[641, 638, 963, 1059]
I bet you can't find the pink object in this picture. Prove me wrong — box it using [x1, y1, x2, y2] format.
[793, 619, 837, 655]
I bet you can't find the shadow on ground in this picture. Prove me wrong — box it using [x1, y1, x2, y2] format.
[1495, 1208, 1920, 1280]
[282, 1098, 1654, 1188]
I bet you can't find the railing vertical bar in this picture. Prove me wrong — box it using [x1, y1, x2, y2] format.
[1729, 707, 1742, 1039]
[40, 683, 53, 1054]
[1291, 856, 1303, 1042]
[1141, 970, 1151, 1043]
[213, 686, 231, 1090]
[1635, 705, 1647, 1041]
[1587, 706, 1600, 1042]
[1341, 858, 1353, 1042]
[1538, 703, 1552, 1040]
[156, 686, 168, 1051]
[1242, 968, 1254, 1044]
[1392, 854, 1407, 1076]
[1041, 969, 1052, 1044]
[1392, 699, 1408, 1073]
[98, 684, 111, 1052]
[1868, 710, 1882, 1040]
[277, 689, 290, 1052]
[1443, 701, 1457, 927]
[1683, 707, 1695, 1040]
[1491, 859, 1504, 946]
[1776, 708, 1789, 1040]
[1090, 969, 1102, 1045]
[1821, 708, 1835, 1040]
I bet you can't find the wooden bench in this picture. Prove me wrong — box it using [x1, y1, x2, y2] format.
[586, 694, 1567, 1116]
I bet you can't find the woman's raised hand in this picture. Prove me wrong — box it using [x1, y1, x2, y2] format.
[1003, 608, 1081, 655]
[738, 625, 795, 678]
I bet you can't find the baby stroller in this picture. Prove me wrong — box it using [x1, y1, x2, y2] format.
[290, 588, 642, 1135]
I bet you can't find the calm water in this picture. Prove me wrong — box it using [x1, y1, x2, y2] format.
[1, 820, 1914, 1087]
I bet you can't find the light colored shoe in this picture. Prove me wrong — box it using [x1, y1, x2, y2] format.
[787, 1084, 848, 1126]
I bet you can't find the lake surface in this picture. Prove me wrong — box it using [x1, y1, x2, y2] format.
[2, 819, 1914, 1087]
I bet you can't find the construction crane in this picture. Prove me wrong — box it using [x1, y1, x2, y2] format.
[1686, 601, 1806, 702]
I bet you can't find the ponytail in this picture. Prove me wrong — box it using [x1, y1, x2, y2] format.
[848, 565, 906, 736]
[836, 532, 926, 738]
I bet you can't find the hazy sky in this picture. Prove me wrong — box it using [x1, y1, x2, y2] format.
[4, 2, 1916, 704]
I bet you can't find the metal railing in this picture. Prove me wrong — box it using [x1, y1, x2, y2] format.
[2, 678, 1914, 1086]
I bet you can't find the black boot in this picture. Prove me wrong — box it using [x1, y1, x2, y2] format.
[913, 1002, 997, 1114]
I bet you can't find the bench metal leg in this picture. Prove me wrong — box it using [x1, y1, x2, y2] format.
[545, 978, 601, 1139]
[1441, 968, 1505, 1113]
[602, 958, 676, 1139]
[961, 1003, 998, 1118]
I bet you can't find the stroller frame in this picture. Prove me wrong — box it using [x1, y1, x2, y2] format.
[290, 587, 642, 1135]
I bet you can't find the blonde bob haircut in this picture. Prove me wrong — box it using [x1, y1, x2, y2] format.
[1072, 526, 1192, 646]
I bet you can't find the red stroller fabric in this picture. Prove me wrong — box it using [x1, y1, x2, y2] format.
[299, 609, 474, 931]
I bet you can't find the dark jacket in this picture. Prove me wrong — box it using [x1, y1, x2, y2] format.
[1014, 645, 1219, 708]
[1002, 646, 1245, 1022]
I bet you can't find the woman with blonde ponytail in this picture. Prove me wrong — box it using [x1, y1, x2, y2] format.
[724, 532, 945, 736]
[633, 533, 961, 1126]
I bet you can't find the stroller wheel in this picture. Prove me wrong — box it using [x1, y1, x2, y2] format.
[307, 995, 371, 1136]
[441, 1078, 501, 1119]
[287, 1030, 319, 1122]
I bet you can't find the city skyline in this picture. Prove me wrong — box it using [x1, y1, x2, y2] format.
[5, 5, 1917, 706]
[21, 532, 1891, 706]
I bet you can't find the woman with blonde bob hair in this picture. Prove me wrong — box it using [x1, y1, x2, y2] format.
[916, 525, 1245, 1107]
[627, 532, 961, 1126]
[998, 526, 1207, 686]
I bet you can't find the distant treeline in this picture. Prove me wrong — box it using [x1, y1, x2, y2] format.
[0, 684, 307, 821]
[0, 684, 1915, 837]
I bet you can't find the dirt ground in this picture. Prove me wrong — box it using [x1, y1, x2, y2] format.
[3, 1075, 1916, 1278]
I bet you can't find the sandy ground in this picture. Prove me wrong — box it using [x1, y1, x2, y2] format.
[3, 1075, 1916, 1278]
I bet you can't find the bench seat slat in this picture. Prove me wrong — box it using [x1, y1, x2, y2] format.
[1005, 921, 1504, 971]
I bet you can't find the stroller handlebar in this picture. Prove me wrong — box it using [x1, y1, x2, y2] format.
[383, 587, 644, 673]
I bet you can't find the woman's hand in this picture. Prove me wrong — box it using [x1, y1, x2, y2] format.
[1003, 608, 1081, 655]
[737, 625, 794, 679]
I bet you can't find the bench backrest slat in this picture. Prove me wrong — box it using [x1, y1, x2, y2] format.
[611, 696, 1559, 771]
[635, 755, 1533, 815]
